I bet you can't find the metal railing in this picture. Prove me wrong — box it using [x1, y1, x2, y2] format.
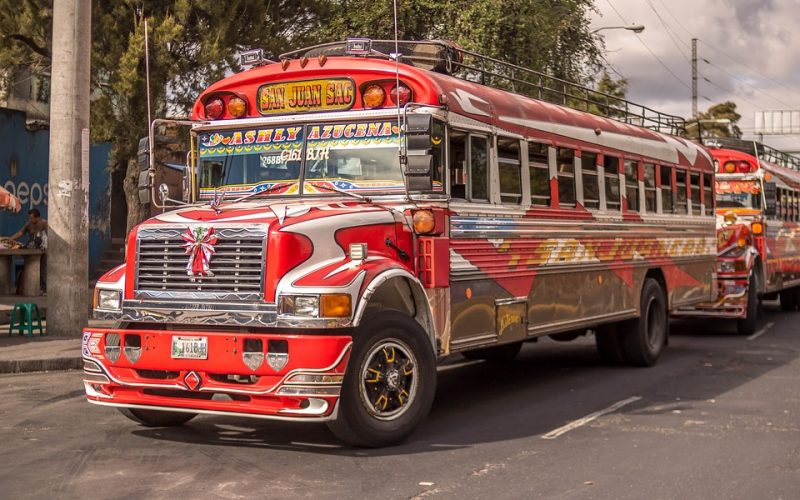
[704, 137, 800, 171]
[281, 39, 687, 137]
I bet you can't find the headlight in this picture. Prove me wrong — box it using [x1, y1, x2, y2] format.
[96, 289, 122, 311]
[717, 261, 736, 273]
[720, 246, 746, 258]
[278, 294, 352, 318]
[278, 295, 319, 317]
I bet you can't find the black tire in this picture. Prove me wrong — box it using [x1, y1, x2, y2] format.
[549, 329, 585, 342]
[779, 287, 798, 312]
[621, 278, 668, 367]
[737, 274, 760, 335]
[595, 323, 625, 364]
[327, 311, 437, 447]
[461, 341, 523, 361]
[118, 407, 197, 427]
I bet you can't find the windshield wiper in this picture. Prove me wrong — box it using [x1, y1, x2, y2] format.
[306, 181, 370, 202]
[226, 182, 296, 205]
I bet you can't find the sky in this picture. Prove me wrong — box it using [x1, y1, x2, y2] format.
[590, 0, 800, 152]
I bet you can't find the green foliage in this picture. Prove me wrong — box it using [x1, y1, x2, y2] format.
[688, 101, 743, 139]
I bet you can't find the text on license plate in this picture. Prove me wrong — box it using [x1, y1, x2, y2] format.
[171, 336, 208, 359]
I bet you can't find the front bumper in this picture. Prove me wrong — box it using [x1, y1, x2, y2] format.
[674, 277, 749, 319]
[82, 328, 352, 421]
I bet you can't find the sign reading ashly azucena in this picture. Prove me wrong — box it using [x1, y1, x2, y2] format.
[258, 78, 355, 115]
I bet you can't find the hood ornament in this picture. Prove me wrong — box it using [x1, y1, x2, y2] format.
[182, 226, 218, 277]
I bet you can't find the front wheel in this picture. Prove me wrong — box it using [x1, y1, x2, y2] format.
[737, 274, 760, 335]
[621, 278, 668, 367]
[118, 407, 197, 427]
[327, 311, 437, 447]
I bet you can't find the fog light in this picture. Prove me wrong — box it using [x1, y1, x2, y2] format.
[97, 289, 121, 311]
[123, 334, 141, 363]
[267, 339, 289, 372]
[105, 333, 121, 363]
[242, 338, 264, 371]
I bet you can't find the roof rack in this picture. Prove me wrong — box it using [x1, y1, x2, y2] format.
[704, 137, 800, 171]
[280, 39, 687, 137]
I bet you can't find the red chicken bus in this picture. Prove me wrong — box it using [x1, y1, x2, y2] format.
[676, 138, 800, 333]
[83, 39, 716, 446]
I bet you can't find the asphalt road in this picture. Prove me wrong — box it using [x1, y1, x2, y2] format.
[1, 303, 799, 499]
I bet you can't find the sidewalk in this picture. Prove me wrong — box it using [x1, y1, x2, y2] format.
[0, 293, 110, 374]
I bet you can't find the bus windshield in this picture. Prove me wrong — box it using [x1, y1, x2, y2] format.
[197, 120, 410, 198]
[715, 180, 761, 209]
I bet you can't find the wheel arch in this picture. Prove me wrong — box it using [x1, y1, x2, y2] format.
[353, 269, 437, 355]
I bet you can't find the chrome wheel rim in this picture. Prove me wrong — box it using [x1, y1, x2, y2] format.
[358, 339, 419, 420]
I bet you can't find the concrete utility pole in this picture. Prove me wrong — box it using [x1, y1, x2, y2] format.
[692, 38, 698, 119]
[47, 0, 92, 336]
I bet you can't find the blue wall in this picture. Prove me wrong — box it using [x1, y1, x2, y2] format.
[0, 107, 112, 277]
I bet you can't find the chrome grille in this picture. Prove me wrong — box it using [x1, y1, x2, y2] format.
[135, 227, 266, 301]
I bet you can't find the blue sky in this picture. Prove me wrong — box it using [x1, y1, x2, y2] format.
[591, 0, 800, 151]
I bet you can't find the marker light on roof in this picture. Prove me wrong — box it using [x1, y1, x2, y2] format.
[389, 84, 412, 106]
[363, 85, 386, 108]
[227, 96, 247, 118]
[205, 96, 224, 119]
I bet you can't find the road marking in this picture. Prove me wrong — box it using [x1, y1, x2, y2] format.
[747, 322, 774, 341]
[541, 396, 642, 440]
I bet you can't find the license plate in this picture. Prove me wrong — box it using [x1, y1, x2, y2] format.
[171, 336, 208, 360]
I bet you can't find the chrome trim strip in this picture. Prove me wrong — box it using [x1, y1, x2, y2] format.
[526, 309, 637, 336]
[88, 401, 335, 421]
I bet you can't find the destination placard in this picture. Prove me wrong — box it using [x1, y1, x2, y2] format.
[257, 78, 355, 115]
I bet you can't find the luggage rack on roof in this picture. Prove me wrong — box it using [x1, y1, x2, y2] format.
[279, 39, 687, 137]
[704, 137, 800, 171]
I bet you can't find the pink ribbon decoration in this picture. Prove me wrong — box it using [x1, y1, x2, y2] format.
[181, 227, 218, 277]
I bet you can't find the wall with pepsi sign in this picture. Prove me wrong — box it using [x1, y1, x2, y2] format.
[0, 107, 112, 279]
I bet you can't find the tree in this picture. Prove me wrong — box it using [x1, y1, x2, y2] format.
[587, 71, 628, 118]
[689, 101, 743, 139]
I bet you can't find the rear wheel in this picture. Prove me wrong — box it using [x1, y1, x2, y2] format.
[779, 287, 798, 312]
[621, 278, 668, 367]
[327, 311, 436, 447]
[595, 323, 625, 364]
[737, 274, 760, 335]
[118, 407, 197, 427]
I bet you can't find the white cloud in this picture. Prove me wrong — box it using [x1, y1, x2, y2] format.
[591, 0, 800, 150]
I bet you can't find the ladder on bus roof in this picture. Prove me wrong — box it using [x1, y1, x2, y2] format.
[280, 39, 687, 137]
[704, 137, 800, 171]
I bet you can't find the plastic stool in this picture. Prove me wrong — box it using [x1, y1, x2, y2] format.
[8, 303, 44, 338]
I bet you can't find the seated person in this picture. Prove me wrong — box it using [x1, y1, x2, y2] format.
[7, 208, 47, 293]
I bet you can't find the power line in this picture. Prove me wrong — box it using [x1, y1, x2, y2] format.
[702, 58, 794, 108]
[644, 0, 691, 62]
[603, 0, 693, 91]
[699, 39, 800, 95]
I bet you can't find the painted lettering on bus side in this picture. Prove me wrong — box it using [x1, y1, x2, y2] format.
[287, 83, 323, 108]
[325, 81, 353, 106]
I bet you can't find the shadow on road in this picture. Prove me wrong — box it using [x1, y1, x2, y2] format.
[131, 302, 800, 457]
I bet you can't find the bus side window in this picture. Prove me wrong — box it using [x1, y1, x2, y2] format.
[470, 135, 489, 201]
[557, 147, 576, 206]
[497, 137, 522, 204]
[624, 160, 639, 212]
[690, 172, 701, 215]
[581, 151, 599, 209]
[528, 142, 550, 206]
[660, 165, 674, 213]
[604, 155, 621, 211]
[449, 130, 467, 199]
[777, 189, 783, 219]
[703, 173, 713, 215]
[644, 162, 657, 213]
[676, 169, 688, 214]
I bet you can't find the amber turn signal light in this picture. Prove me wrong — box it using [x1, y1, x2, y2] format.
[321, 294, 352, 318]
[363, 85, 386, 108]
[751, 222, 763, 235]
[412, 210, 436, 234]
[227, 96, 247, 118]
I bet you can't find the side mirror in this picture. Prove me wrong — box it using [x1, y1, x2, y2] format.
[137, 136, 150, 171]
[763, 181, 777, 216]
[158, 183, 170, 204]
[404, 114, 433, 191]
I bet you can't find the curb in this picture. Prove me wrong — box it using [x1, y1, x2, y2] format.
[0, 357, 82, 374]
